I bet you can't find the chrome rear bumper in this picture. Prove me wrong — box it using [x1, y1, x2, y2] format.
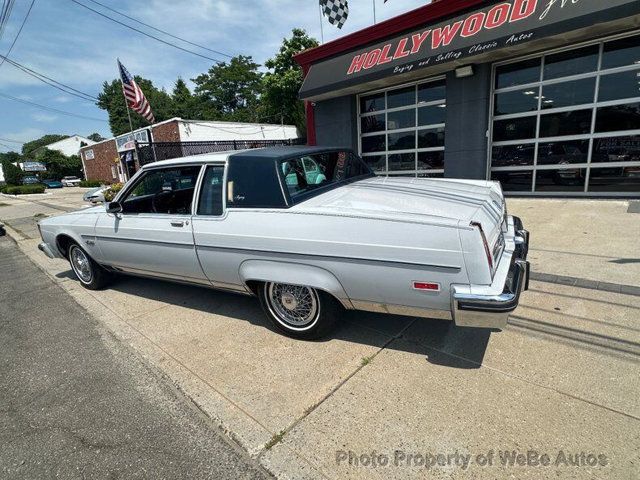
[451, 216, 530, 330]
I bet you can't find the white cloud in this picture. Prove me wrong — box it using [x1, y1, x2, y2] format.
[1, 0, 430, 141]
[1, 0, 432, 93]
[2, 127, 46, 143]
[32, 113, 58, 122]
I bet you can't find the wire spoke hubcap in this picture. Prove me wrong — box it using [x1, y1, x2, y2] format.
[71, 247, 92, 283]
[267, 283, 319, 329]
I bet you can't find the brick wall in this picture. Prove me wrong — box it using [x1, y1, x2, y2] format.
[80, 140, 119, 183]
[152, 120, 180, 142]
[79, 120, 180, 182]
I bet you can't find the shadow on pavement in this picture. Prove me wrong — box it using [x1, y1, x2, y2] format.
[56, 270, 77, 280]
[56, 265, 640, 369]
[609, 258, 640, 265]
[83, 271, 493, 371]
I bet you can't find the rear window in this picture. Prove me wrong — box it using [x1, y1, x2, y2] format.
[280, 151, 371, 202]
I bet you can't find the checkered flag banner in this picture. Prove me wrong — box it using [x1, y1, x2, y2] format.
[320, 0, 349, 29]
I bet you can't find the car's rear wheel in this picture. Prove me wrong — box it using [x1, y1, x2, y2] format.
[258, 282, 340, 340]
[68, 243, 111, 290]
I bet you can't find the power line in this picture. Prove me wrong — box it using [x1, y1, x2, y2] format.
[0, 136, 24, 144]
[0, 0, 36, 69]
[0, 54, 98, 102]
[68, 0, 224, 64]
[83, 0, 233, 59]
[0, 0, 17, 43]
[0, 91, 109, 123]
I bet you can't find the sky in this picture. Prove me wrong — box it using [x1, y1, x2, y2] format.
[0, 0, 433, 152]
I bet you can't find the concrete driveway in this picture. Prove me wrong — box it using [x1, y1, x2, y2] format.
[1, 193, 638, 479]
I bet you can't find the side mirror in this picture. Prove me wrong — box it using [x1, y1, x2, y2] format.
[106, 201, 123, 214]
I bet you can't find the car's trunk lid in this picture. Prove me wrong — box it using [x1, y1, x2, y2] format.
[293, 176, 505, 229]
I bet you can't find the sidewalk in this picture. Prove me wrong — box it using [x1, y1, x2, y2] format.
[508, 198, 640, 288]
[2, 197, 638, 479]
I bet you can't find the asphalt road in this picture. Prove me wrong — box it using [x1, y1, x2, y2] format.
[0, 236, 271, 479]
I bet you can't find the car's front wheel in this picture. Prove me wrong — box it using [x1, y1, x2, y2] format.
[68, 243, 111, 290]
[257, 282, 341, 340]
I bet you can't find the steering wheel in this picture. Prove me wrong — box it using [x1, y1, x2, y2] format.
[151, 190, 174, 214]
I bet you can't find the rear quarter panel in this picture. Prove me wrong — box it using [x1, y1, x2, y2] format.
[192, 209, 469, 312]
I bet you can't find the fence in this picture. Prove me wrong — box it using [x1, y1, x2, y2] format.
[135, 138, 306, 166]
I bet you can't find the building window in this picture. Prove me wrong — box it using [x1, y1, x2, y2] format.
[490, 32, 640, 195]
[359, 77, 446, 177]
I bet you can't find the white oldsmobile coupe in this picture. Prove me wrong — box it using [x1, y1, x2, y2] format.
[37, 147, 530, 339]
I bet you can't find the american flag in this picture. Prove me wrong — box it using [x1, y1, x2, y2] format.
[118, 60, 155, 123]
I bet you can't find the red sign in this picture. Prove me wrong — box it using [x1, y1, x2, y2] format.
[347, 0, 538, 76]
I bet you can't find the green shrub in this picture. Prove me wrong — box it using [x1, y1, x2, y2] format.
[1, 159, 23, 185]
[3, 184, 46, 195]
[103, 182, 124, 202]
[79, 180, 104, 188]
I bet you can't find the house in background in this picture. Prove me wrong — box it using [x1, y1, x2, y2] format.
[79, 118, 300, 183]
[43, 135, 97, 157]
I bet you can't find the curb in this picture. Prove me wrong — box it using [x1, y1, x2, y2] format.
[530, 272, 640, 297]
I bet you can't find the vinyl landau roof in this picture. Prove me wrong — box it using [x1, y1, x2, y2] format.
[228, 146, 356, 162]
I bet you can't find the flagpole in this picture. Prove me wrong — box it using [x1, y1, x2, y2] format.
[117, 59, 135, 135]
[117, 58, 136, 179]
[373, 0, 377, 24]
[318, 2, 324, 44]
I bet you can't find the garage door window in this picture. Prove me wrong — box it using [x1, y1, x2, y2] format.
[490, 32, 640, 195]
[359, 78, 446, 178]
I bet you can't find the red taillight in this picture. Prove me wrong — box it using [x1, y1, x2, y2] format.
[413, 282, 440, 291]
[471, 221, 493, 272]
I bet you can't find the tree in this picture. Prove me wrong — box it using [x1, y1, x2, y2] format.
[0, 151, 22, 164]
[87, 133, 105, 142]
[192, 55, 263, 122]
[97, 77, 175, 136]
[170, 78, 195, 119]
[36, 149, 83, 179]
[260, 29, 319, 133]
[22, 134, 69, 157]
[1, 156, 24, 185]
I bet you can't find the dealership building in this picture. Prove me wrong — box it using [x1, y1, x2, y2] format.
[295, 0, 640, 196]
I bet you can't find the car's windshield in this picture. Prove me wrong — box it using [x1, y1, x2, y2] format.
[279, 151, 371, 202]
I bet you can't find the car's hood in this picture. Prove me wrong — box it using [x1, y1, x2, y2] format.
[292, 176, 505, 227]
[63, 205, 104, 215]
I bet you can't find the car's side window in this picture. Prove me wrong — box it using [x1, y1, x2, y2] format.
[121, 166, 201, 215]
[279, 151, 371, 201]
[197, 166, 225, 216]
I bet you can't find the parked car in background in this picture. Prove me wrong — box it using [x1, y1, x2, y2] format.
[42, 179, 64, 189]
[61, 176, 81, 187]
[83, 186, 108, 204]
[37, 147, 530, 340]
[22, 176, 41, 185]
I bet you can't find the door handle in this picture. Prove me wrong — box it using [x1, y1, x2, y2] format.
[170, 220, 185, 227]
